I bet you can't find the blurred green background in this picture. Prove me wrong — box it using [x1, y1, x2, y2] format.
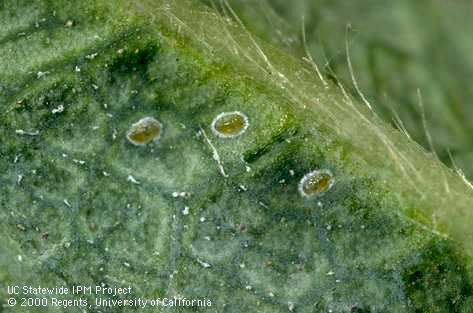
[200, 0, 473, 180]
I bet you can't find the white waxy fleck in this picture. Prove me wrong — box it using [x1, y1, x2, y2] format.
[52, 105, 64, 114]
[15, 129, 39, 136]
[37, 71, 49, 79]
[17, 175, 23, 185]
[182, 207, 190, 215]
[85, 52, 98, 60]
[127, 175, 140, 185]
[103, 171, 110, 177]
[197, 259, 211, 268]
[199, 217, 206, 223]
[239, 184, 247, 191]
[63, 199, 71, 207]
[173, 191, 191, 198]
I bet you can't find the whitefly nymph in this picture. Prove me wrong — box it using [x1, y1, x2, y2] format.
[211, 111, 249, 138]
[126, 116, 162, 146]
[298, 169, 334, 198]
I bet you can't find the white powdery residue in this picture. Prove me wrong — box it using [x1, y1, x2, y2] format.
[14, 154, 21, 163]
[197, 259, 211, 268]
[127, 175, 140, 185]
[238, 184, 247, 191]
[199, 217, 206, 223]
[52, 104, 65, 114]
[74, 65, 81, 72]
[199, 128, 228, 178]
[102, 171, 110, 177]
[182, 206, 190, 215]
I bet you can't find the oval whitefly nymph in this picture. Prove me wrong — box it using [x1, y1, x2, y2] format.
[211, 111, 249, 138]
[126, 116, 163, 146]
[298, 169, 334, 198]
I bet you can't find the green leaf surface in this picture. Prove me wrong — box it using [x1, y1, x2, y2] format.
[1, 1, 473, 312]
[199, 0, 473, 180]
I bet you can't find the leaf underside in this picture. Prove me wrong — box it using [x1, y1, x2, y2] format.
[1, 1, 473, 312]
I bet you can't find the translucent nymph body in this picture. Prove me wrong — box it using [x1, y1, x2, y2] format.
[299, 169, 334, 197]
[126, 117, 162, 145]
[211, 111, 248, 138]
